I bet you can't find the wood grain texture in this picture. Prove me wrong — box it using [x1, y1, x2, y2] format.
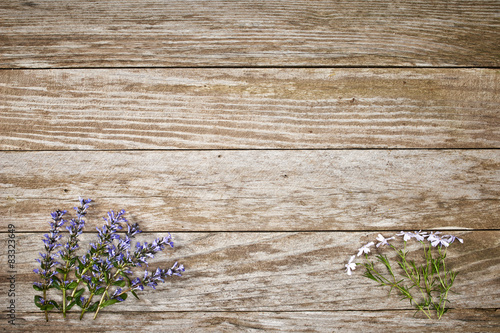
[0, 69, 500, 150]
[1, 231, 499, 314]
[1, 150, 499, 231]
[1, 310, 499, 332]
[1, 68, 499, 150]
[1, 0, 499, 68]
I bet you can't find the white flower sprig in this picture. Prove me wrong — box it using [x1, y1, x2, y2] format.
[357, 242, 374, 256]
[345, 255, 356, 276]
[345, 230, 463, 320]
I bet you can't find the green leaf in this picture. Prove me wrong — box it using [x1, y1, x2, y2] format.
[66, 301, 76, 311]
[76, 296, 84, 308]
[131, 290, 140, 300]
[87, 302, 99, 312]
[100, 299, 118, 309]
[56, 268, 66, 275]
[74, 288, 85, 299]
[40, 304, 54, 311]
[119, 271, 132, 282]
[33, 284, 43, 292]
[113, 280, 126, 287]
[47, 300, 60, 310]
[34, 295, 43, 309]
[121, 293, 128, 301]
[67, 281, 78, 289]
[95, 287, 105, 295]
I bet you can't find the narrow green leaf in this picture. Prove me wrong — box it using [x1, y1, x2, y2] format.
[131, 290, 140, 300]
[56, 268, 66, 275]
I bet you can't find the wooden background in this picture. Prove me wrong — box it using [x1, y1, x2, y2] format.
[1, 0, 499, 331]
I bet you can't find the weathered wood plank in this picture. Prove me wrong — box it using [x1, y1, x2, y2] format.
[1, 231, 498, 313]
[2, 310, 499, 332]
[1, 68, 499, 149]
[1, 150, 499, 231]
[0, 0, 498, 68]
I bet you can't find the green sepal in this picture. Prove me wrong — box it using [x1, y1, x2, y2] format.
[113, 280, 126, 287]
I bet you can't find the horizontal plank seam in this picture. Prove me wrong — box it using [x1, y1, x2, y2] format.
[4, 229, 500, 234]
[1, 65, 500, 70]
[2, 148, 500, 153]
[14, 308, 500, 314]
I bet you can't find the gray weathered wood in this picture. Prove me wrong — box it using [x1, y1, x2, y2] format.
[1, 150, 499, 231]
[2, 310, 499, 332]
[1, 0, 499, 68]
[1, 231, 499, 314]
[1, 69, 499, 150]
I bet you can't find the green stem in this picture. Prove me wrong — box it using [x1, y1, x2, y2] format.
[92, 269, 123, 320]
[80, 292, 94, 320]
[43, 288, 48, 322]
[70, 265, 90, 299]
[367, 261, 432, 320]
[394, 244, 433, 319]
[93, 285, 111, 320]
[62, 263, 69, 318]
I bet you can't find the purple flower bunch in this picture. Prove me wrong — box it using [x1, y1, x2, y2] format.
[344, 230, 463, 320]
[33, 198, 185, 321]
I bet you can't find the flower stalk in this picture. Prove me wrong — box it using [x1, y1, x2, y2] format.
[33, 198, 185, 321]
